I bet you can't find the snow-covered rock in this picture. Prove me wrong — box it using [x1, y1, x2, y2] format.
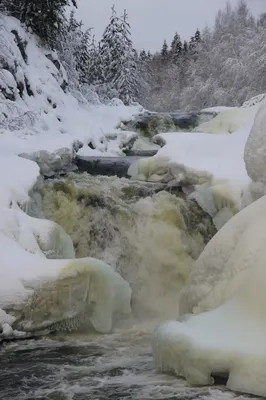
[0, 155, 132, 339]
[121, 111, 199, 137]
[153, 193, 266, 397]
[244, 99, 266, 184]
[20, 148, 76, 177]
[127, 116, 254, 228]
[193, 105, 258, 134]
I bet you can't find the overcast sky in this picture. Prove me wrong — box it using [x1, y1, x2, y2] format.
[76, 0, 265, 51]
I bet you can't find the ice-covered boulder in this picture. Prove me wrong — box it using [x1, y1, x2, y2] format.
[0, 207, 132, 338]
[0, 155, 132, 339]
[128, 156, 243, 229]
[244, 99, 266, 184]
[20, 148, 77, 177]
[128, 156, 213, 186]
[189, 181, 242, 230]
[121, 111, 199, 137]
[153, 194, 266, 397]
[193, 105, 258, 134]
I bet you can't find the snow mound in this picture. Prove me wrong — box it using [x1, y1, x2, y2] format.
[128, 156, 213, 186]
[189, 181, 242, 230]
[128, 118, 252, 227]
[244, 99, 266, 184]
[132, 120, 253, 185]
[153, 194, 266, 397]
[192, 105, 258, 134]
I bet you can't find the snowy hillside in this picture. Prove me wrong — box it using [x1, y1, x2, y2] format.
[0, 15, 140, 158]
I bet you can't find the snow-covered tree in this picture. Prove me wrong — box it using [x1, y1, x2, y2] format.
[170, 32, 182, 63]
[75, 28, 92, 85]
[113, 10, 139, 104]
[2, 0, 78, 47]
[161, 40, 169, 60]
[99, 5, 122, 84]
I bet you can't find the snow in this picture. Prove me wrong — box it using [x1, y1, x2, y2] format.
[0, 15, 142, 157]
[153, 193, 266, 397]
[156, 124, 252, 186]
[192, 105, 258, 134]
[0, 155, 40, 209]
[244, 99, 266, 184]
[200, 106, 237, 113]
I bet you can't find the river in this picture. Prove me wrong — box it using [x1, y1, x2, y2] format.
[0, 325, 259, 400]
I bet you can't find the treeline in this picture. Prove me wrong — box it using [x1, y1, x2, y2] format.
[2, 0, 266, 110]
[143, 1, 266, 111]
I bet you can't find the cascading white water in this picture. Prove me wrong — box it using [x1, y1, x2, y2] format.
[39, 172, 216, 323]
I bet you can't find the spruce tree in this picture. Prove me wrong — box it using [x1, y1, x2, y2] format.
[147, 51, 152, 61]
[139, 49, 147, 62]
[183, 40, 188, 53]
[194, 29, 201, 42]
[75, 28, 92, 85]
[170, 32, 182, 63]
[113, 9, 139, 104]
[1, 0, 77, 47]
[99, 5, 122, 84]
[88, 37, 103, 85]
[189, 29, 201, 59]
[161, 39, 169, 60]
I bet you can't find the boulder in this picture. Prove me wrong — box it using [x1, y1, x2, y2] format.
[244, 100, 266, 183]
[20, 148, 77, 178]
[121, 111, 199, 137]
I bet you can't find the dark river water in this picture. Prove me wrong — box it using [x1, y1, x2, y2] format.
[0, 326, 260, 400]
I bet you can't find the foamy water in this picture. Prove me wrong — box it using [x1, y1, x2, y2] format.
[1, 326, 259, 400]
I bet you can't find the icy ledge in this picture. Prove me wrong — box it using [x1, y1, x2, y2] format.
[152, 193, 266, 397]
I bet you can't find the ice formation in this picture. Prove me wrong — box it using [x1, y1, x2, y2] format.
[0, 205, 132, 337]
[244, 98, 266, 184]
[153, 193, 266, 397]
[0, 156, 132, 339]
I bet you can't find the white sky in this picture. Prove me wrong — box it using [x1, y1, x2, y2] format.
[76, 0, 265, 51]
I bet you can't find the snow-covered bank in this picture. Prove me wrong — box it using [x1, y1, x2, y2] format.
[152, 100, 266, 396]
[0, 14, 141, 158]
